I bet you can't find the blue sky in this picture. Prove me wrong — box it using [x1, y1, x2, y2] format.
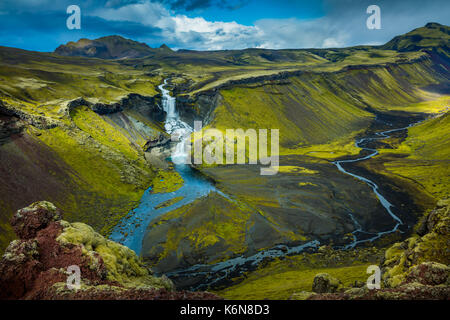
[0, 0, 448, 51]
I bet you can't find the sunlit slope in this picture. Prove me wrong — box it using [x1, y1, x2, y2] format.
[211, 77, 372, 148]
[0, 46, 162, 117]
[0, 107, 158, 252]
[206, 55, 448, 151]
[374, 112, 450, 200]
[0, 48, 166, 252]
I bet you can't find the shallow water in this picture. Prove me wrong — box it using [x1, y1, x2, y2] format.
[110, 80, 221, 254]
[109, 163, 221, 254]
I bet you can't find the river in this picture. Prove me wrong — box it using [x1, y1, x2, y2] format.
[109, 80, 222, 254]
[110, 79, 419, 290]
[333, 122, 418, 249]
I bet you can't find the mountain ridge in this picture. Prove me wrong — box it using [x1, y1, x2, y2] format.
[51, 23, 449, 60]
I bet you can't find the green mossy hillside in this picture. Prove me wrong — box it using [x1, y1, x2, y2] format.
[33, 120, 154, 235]
[0, 46, 162, 113]
[142, 193, 257, 270]
[198, 55, 447, 165]
[374, 112, 450, 201]
[381, 22, 450, 53]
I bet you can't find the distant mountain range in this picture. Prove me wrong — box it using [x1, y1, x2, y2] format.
[53, 22, 449, 60]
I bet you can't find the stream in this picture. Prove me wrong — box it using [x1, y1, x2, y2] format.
[110, 79, 419, 290]
[333, 122, 418, 249]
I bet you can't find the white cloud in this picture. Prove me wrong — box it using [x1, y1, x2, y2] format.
[93, 1, 263, 50]
[166, 16, 263, 50]
[90, 1, 356, 50]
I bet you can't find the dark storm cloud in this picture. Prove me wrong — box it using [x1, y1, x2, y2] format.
[159, 0, 246, 11]
[0, 12, 160, 37]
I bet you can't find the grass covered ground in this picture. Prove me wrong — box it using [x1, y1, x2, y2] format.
[368, 111, 450, 202]
[213, 245, 384, 300]
[216, 264, 371, 300]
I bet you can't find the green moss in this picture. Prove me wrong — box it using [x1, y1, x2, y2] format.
[377, 112, 450, 200]
[210, 78, 374, 149]
[154, 196, 184, 210]
[33, 120, 153, 236]
[382, 198, 450, 287]
[275, 166, 319, 174]
[71, 106, 141, 160]
[150, 170, 183, 194]
[0, 47, 161, 111]
[57, 220, 173, 289]
[211, 244, 384, 299]
[147, 193, 254, 263]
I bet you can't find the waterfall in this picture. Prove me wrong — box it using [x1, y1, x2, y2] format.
[158, 79, 193, 164]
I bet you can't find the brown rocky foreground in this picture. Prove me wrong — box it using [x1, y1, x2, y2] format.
[291, 199, 450, 300]
[0, 201, 220, 300]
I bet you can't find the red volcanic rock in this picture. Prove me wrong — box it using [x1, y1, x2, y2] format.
[406, 262, 449, 286]
[0, 201, 221, 300]
[10, 201, 62, 239]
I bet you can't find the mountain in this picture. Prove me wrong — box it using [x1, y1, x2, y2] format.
[159, 44, 173, 52]
[381, 22, 450, 53]
[54, 35, 156, 59]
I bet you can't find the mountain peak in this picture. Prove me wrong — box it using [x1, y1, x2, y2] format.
[381, 22, 450, 52]
[424, 22, 444, 29]
[159, 44, 173, 51]
[54, 35, 154, 59]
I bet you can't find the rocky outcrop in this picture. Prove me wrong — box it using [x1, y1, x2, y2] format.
[0, 114, 24, 144]
[307, 262, 449, 300]
[67, 93, 165, 120]
[312, 273, 342, 293]
[382, 198, 450, 287]
[143, 132, 171, 151]
[0, 100, 58, 129]
[0, 201, 220, 300]
[176, 92, 222, 127]
[290, 199, 450, 300]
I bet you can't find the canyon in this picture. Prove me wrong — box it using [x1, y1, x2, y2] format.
[0, 22, 448, 299]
